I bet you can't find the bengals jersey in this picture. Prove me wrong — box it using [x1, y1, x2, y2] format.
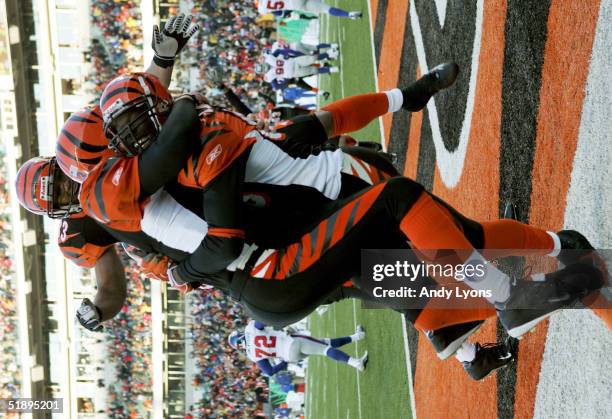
[57, 212, 117, 268]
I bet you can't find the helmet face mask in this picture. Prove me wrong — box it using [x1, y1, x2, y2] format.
[101, 73, 173, 157]
[16, 157, 82, 218]
[47, 158, 81, 219]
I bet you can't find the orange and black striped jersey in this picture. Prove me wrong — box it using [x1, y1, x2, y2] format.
[57, 212, 117, 268]
[176, 106, 257, 189]
[79, 106, 257, 232]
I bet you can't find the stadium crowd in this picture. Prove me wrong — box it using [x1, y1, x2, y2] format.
[85, 0, 144, 95]
[0, 149, 20, 415]
[103, 249, 154, 418]
[186, 290, 267, 418]
[177, 0, 276, 110]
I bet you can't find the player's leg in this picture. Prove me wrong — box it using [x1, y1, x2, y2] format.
[302, 0, 362, 19]
[293, 54, 319, 67]
[294, 336, 367, 371]
[316, 62, 459, 138]
[292, 66, 320, 79]
[235, 177, 602, 335]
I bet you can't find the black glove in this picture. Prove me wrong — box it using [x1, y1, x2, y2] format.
[152, 13, 199, 68]
[76, 298, 103, 332]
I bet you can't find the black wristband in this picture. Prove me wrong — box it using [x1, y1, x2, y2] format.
[153, 55, 175, 68]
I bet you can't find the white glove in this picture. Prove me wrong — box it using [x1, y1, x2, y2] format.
[76, 298, 103, 332]
[152, 13, 199, 68]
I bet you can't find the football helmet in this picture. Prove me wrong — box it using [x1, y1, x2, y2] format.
[55, 105, 115, 183]
[228, 330, 245, 350]
[15, 156, 81, 218]
[100, 72, 173, 157]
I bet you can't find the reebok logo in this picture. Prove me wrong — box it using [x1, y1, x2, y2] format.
[206, 144, 222, 165]
[112, 167, 123, 186]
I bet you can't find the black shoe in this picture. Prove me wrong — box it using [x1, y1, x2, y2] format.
[402, 62, 459, 111]
[496, 263, 604, 338]
[463, 339, 517, 381]
[557, 230, 595, 266]
[425, 320, 484, 360]
[322, 91, 331, 100]
[503, 202, 519, 220]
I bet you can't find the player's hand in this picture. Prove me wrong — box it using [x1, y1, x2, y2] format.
[167, 263, 198, 294]
[152, 13, 199, 68]
[175, 90, 208, 107]
[141, 253, 172, 281]
[76, 298, 103, 332]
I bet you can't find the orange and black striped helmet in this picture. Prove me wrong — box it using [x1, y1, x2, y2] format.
[99, 72, 172, 156]
[55, 105, 114, 183]
[15, 156, 81, 218]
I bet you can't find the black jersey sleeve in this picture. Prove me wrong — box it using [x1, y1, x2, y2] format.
[138, 99, 200, 198]
[175, 151, 249, 281]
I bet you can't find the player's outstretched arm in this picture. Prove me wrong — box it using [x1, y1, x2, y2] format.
[92, 247, 127, 321]
[137, 97, 201, 198]
[146, 13, 200, 87]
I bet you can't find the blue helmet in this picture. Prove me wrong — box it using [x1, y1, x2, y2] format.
[228, 331, 245, 349]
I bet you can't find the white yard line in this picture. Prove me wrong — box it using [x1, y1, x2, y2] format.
[366, 0, 386, 147]
[352, 299, 363, 419]
[401, 315, 418, 419]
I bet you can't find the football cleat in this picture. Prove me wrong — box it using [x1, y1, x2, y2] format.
[329, 66, 340, 73]
[349, 11, 363, 20]
[462, 339, 518, 381]
[557, 230, 595, 266]
[356, 351, 369, 372]
[354, 325, 366, 341]
[496, 263, 603, 338]
[402, 62, 459, 111]
[425, 320, 484, 360]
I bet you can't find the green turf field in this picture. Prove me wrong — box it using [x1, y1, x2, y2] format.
[306, 3, 414, 418]
[317, 0, 382, 143]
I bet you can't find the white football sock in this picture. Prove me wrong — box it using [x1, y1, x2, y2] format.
[462, 250, 511, 304]
[385, 88, 404, 113]
[455, 342, 476, 363]
[546, 231, 561, 257]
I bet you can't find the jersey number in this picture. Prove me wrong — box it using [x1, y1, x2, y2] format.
[254, 335, 277, 358]
[59, 220, 69, 242]
[267, 0, 285, 10]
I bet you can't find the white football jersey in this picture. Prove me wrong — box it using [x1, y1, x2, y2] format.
[258, 0, 304, 14]
[244, 320, 294, 362]
[264, 53, 295, 82]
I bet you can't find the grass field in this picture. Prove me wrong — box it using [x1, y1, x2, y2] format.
[306, 2, 415, 419]
[305, 0, 611, 418]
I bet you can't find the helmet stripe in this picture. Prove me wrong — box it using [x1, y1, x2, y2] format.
[100, 86, 143, 108]
[57, 143, 103, 166]
[29, 164, 44, 209]
[60, 128, 108, 152]
[69, 115, 99, 124]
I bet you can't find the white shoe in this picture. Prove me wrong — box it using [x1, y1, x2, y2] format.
[328, 49, 339, 59]
[354, 325, 366, 341]
[329, 66, 339, 73]
[316, 305, 329, 316]
[349, 11, 363, 20]
[356, 351, 369, 372]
